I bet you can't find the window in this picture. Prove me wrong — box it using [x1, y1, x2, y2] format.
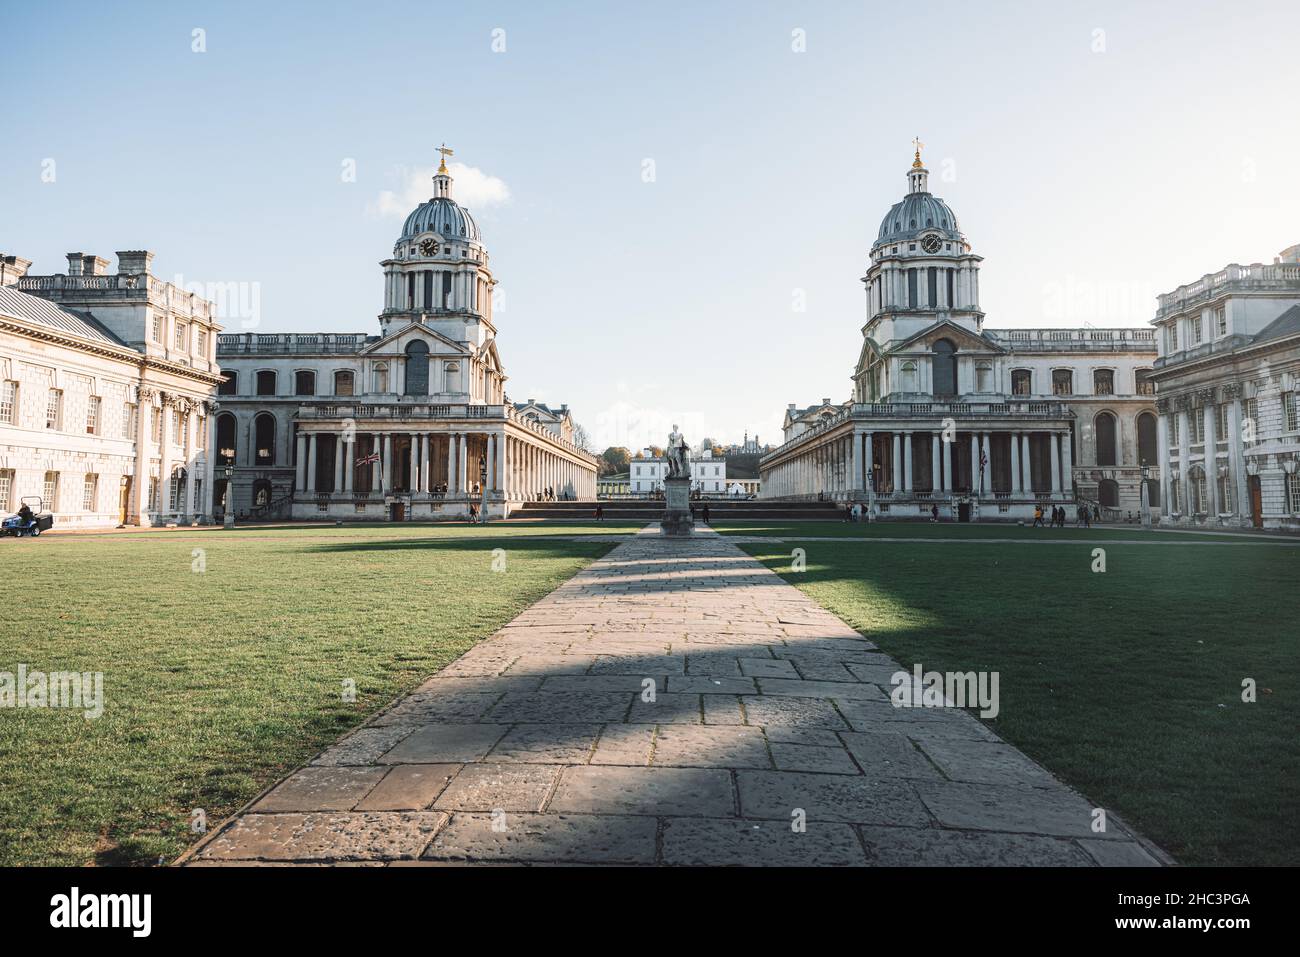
[373, 364, 389, 393]
[169, 469, 185, 513]
[900, 360, 918, 392]
[931, 339, 956, 397]
[1215, 307, 1227, 338]
[175, 322, 187, 351]
[1188, 410, 1205, 444]
[43, 471, 59, 509]
[405, 340, 430, 395]
[148, 477, 158, 512]
[975, 362, 992, 393]
[256, 370, 277, 396]
[218, 372, 238, 395]
[907, 270, 918, 308]
[1243, 398, 1259, 442]
[1216, 470, 1232, 513]
[1188, 316, 1202, 346]
[1165, 323, 1178, 353]
[1011, 369, 1032, 396]
[151, 406, 162, 444]
[1215, 404, 1228, 443]
[82, 474, 98, 511]
[46, 389, 62, 429]
[1051, 369, 1073, 396]
[254, 413, 276, 466]
[1289, 473, 1300, 514]
[0, 380, 16, 423]
[151, 316, 163, 343]
[1284, 392, 1299, 432]
[172, 408, 183, 445]
[0, 469, 12, 510]
[1168, 476, 1180, 513]
[216, 413, 237, 465]
[195, 329, 207, 357]
[334, 370, 354, 396]
[1094, 412, 1117, 466]
[1168, 413, 1179, 446]
[294, 370, 316, 396]
[86, 395, 101, 434]
[444, 362, 460, 394]
[1093, 370, 1114, 395]
[1190, 466, 1207, 514]
[1136, 412, 1157, 468]
[1135, 369, 1155, 396]
[123, 403, 137, 440]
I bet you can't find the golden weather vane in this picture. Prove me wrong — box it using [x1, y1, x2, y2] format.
[437, 143, 454, 174]
[912, 137, 925, 169]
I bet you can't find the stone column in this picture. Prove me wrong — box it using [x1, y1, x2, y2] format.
[891, 433, 901, 493]
[981, 432, 992, 497]
[488, 433, 498, 492]
[1059, 430, 1072, 499]
[458, 433, 468, 493]
[343, 435, 354, 494]
[970, 433, 980, 492]
[306, 433, 318, 495]
[202, 408, 216, 521]
[1010, 430, 1022, 494]
[296, 432, 308, 492]
[851, 430, 861, 493]
[930, 432, 940, 492]
[864, 432, 874, 495]
[419, 434, 429, 493]
[408, 433, 418, 492]
[159, 397, 174, 512]
[370, 434, 381, 491]
[1049, 431, 1061, 495]
[943, 434, 954, 493]
[382, 433, 392, 492]
[1204, 403, 1219, 520]
[333, 434, 344, 494]
[132, 390, 153, 524]
[902, 432, 913, 492]
[1021, 432, 1032, 494]
[1177, 409, 1191, 520]
[1229, 397, 1249, 521]
[447, 433, 458, 492]
[1156, 413, 1170, 516]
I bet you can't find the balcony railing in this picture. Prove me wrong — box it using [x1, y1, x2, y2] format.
[218, 332, 369, 354]
[1156, 262, 1300, 316]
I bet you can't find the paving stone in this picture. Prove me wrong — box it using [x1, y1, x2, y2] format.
[685, 653, 743, 677]
[355, 765, 460, 811]
[590, 654, 686, 675]
[845, 661, 910, 684]
[652, 725, 771, 769]
[486, 691, 631, 724]
[372, 692, 501, 725]
[756, 678, 889, 701]
[916, 739, 1058, 787]
[311, 726, 415, 766]
[425, 812, 657, 864]
[1078, 839, 1161, 866]
[765, 727, 844, 746]
[591, 724, 656, 766]
[769, 743, 859, 775]
[415, 676, 542, 695]
[835, 698, 1000, 740]
[662, 817, 867, 866]
[857, 825, 1091, 866]
[487, 724, 601, 763]
[627, 692, 704, 725]
[666, 675, 758, 694]
[839, 731, 943, 781]
[740, 695, 849, 730]
[784, 658, 859, 682]
[433, 764, 561, 812]
[539, 674, 665, 693]
[736, 770, 931, 826]
[701, 694, 746, 724]
[915, 781, 1122, 839]
[738, 657, 799, 679]
[550, 766, 735, 816]
[502, 654, 596, 676]
[198, 812, 447, 861]
[380, 724, 509, 764]
[253, 767, 389, 812]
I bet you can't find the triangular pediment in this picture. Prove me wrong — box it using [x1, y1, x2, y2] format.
[360, 322, 469, 357]
[891, 319, 1005, 355]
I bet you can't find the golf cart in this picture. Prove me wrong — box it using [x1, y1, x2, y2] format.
[2, 496, 54, 537]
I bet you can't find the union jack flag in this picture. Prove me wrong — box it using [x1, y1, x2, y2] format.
[356, 452, 380, 467]
[979, 449, 988, 472]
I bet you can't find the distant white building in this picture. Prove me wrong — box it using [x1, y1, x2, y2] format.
[630, 448, 727, 495]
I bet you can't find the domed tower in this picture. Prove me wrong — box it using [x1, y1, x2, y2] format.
[379, 145, 497, 346]
[861, 141, 983, 346]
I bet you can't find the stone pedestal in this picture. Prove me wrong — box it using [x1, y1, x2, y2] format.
[660, 477, 694, 537]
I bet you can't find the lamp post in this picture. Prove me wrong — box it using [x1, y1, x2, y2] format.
[478, 454, 488, 523]
[1140, 461, 1151, 529]
[222, 460, 235, 528]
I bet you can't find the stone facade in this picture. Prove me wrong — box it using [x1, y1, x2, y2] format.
[1148, 244, 1300, 530]
[0, 252, 222, 527]
[761, 150, 1158, 522]
[214, 150, 597, 521]
[630, 451, 728, 495]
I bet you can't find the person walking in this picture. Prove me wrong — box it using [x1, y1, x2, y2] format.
[594, 503, 604, 522]
[1033, 503, 1044, 527]
[702, 503, 710, 525]
[931, 503, 940, 523]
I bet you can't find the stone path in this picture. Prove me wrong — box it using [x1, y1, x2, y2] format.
[184, 527, 1165, 866]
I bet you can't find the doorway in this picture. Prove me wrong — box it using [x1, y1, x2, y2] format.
[958, 501, 971, 523]
[1249, 475, 1263, 528]
[390, 501, 405, 522]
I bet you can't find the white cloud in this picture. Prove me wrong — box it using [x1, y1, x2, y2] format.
[369, 162, 511, 219]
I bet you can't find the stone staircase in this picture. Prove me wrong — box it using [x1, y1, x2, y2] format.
[509, 499, 845, 521]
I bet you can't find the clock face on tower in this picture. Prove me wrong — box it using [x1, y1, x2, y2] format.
[921, 234, 942, 254]
[419, 238, 439, 256]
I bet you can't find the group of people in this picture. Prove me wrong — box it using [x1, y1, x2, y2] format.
[1033, 503, 1102, 528]
[688, 503, 711, 524]
[842, 503, 871, 522]
[534, 487, 572, 502]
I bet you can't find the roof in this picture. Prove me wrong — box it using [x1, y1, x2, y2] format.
[513, 400, 568, 417]
[0, 285, 129, 348]
[1253, 304, 1300, 344]
[876, 191, 962, 244]
[401, 197, 481, 243]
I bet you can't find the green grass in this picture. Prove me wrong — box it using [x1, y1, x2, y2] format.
[0, 524, 616, 866]
[711, 520, 1266, 543]
[737, 531, 1299, 866]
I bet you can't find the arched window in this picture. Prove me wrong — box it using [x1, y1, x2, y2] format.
[444, 362, 460, 394]
[931, 339, 956, 397]
[975, 362, 993, 393]
[1094, 370, 1114, 395]
[405, 340, 430, 395]
[1188, 465, 1207, 514]
[1136, 412, 1157, 468]
[1094, 412, 1118, 466]
[256, 370, 277, 396]
[294, 370, 316, 396]
[900, 360, 918, 392]
[252, 479, 273, 507]
[1011, 369, 1032, 395]
[1052, 369, 1073, 396]
[254, 413, 276, 466]
[218, 371, 238, 396]
[216, 413, 237, 466]
[1098, 478, 1119, 507]
[1135, 368, 1155, 396]
[373, 363, 389, 393]
[333, 370, 354, 396]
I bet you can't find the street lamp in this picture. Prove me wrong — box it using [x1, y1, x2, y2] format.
[1139, 460, 1151, 529]
[478, 454, 488, 523]
[223, 459, 235, 528]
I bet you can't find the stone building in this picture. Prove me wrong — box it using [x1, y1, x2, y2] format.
[0, 251, 221, 528]
[214, 149, 597, 520]
[761, 147, 1159, 521]
[630, 449, 728, 495]
[1148, 244, 1300, 529]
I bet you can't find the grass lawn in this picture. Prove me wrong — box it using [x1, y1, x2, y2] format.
[736, 530, 1299, 866]
[711, 519, 1261, 543]
[0, 523, 617, 866]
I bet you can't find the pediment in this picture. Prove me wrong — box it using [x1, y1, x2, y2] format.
[360, 322, 469, 357]
[892, 319, 1005, 356]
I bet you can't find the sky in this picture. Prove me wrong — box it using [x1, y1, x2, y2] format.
[4, 0, 1298, 451]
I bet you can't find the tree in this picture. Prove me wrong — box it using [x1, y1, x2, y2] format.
[600, 446, 631, 476]
[572, 422, 595, 453]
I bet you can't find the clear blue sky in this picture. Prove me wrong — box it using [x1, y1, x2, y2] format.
[4, 0, 1297, 450]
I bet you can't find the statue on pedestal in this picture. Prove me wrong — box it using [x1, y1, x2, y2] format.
[661, 424, 694, 537]
[666, 424, 689, 479]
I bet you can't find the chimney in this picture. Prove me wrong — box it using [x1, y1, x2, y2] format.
[66, 252, 84, 275]
[527, 397, 535, 405]
[787, 403, 796, 410]
[82, 254, 110, 276]
[0, 254, 32, 287]
[821, 397, 830, 405]
[116, 250, 155, 275]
